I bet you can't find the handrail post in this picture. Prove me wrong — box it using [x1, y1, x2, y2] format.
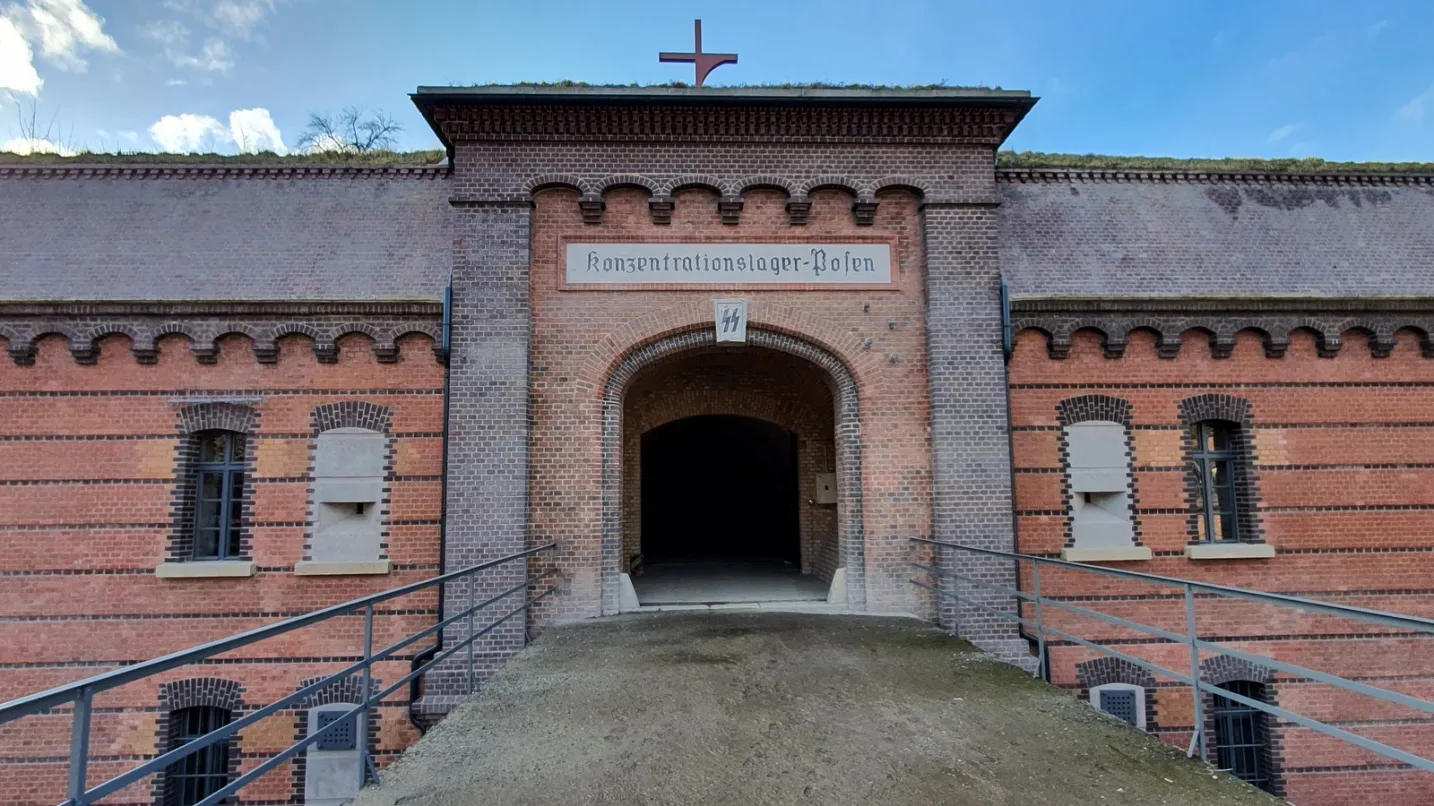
[358, 602, 375, 788]
[1031, 560, 1047, 680]
[466, 572, 477, 694]
[1184, 583, 1208, 763]
[66, 685, 94, 805]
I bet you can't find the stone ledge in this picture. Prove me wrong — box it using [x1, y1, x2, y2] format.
[1060, 546, 1153, 563]
[294, 560, 392, 576]
[154, 560, 257, 579]
[1184, 543, 1276, 561]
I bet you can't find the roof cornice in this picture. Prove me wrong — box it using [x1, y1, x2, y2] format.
[0, 165, 449, 180]
[998, 168, 1434, 186]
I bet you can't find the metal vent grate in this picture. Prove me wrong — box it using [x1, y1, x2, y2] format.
[314, 710, 357, 751]
[1099, 689, 1139, 727]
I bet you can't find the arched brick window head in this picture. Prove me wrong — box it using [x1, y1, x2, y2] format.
[1178, 395, 1264, 545]
[156, 678, 244, 806]
[192, 431, 247, 560]
[168, 404, 259, 563]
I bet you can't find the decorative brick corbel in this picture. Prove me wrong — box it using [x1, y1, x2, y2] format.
[373, 342, 400, 364]
[1211, 335, 1236, 359]
[1263, 335, 1289, 358]
[1370, 334, 1395, 359]
[1048, 336, 1072, 360]
[69, 340, 99, 365]
[648, 194, 674, 225]
[251, 341, 279, 364]
[1157, 335, 1182, 360]
[313, 340, 339, 364]
[8, 343, 36, 366]
[1103, 336, 1127, 359]
[190, 343, 219, 365]
[852, 196, 878, 226]
[1316, 335, 1341, 359]
[132, 340, 160, 365]
[718, 195, 744, 225]
[785, 195, 811, 225]
[578, 193, 605, 225]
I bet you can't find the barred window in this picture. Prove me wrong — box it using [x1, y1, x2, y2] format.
[1190, 420, 1241, 543]
[164, 706, 232, 805]
[193, 431, 246, 560]
[1213, 681, 1271, 792]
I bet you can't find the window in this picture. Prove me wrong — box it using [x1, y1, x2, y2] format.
[1213, 681, 1270, 791]
[164, 706, 232, 805]
[1090, 683, 1146, 730]
[193, 431, 246, 560]
[1190, 421, 1241, 543]
[1065, 421, 1134, 548]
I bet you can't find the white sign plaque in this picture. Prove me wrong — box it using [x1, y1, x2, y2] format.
[566, 242, 892, 286]
[714, 299, 748, 343]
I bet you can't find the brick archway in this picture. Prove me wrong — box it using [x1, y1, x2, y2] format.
[601, 327, 865, 614]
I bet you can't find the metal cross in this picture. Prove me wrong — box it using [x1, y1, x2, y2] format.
[659, 19, 737, 87]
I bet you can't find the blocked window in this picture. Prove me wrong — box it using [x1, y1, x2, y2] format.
[192, 431, 247, 560]
[1213, 680, 1271, 791]
[1089, 683, 1146, 730]
[164, 706, 232, 806]
[1190, 421, 1242, 543]
[305, 704, 362, 804]
[309, 428, 386, 563]
[1065, 421, 1134, 548]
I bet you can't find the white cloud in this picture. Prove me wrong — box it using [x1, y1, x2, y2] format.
[1397, 85, 1434, 125]
[149, 112, 229, 152]
[149, 107, 286, 153]
[0, 17, 41, 94]
[174, 38, 231, 71]
[145, 20, 231, 72]
[212, 0, 276, 38]
[303, 132, 351, 153]
[162, 0, 280, 38]
[3, 0, 118, 71]
[2, 135, 74, 155]
[1267, 122, 1305, 143]
[165, 77, 187, 86]
[228, 107, 283, 153]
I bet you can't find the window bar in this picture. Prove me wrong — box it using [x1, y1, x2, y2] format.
[358, 602, 374, 789]
[1184, 583, 1208, 762]
[66, 685, 94, 806]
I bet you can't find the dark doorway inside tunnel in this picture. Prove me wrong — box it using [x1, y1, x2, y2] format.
[640, 414, 800, 564]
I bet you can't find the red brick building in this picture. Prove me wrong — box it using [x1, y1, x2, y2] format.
[2, 86, 1432, 805]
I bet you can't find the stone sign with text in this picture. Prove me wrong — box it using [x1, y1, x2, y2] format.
[565, 243, 893, 286]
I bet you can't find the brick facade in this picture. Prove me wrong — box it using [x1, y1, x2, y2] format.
[0, 326, 443, 804]
[1012, 325, 1434, 806]
[2, 86, 1433, 806]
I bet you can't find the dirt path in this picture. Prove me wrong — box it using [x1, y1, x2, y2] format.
[356, 612, 1284, 806]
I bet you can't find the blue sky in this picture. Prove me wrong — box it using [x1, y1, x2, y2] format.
[2, 0, 1433, 160]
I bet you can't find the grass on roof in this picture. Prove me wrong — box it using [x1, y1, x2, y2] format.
[451, 81, 1000, 91]
[997, 151, 1434, 174]
[0, 149, 447, 166]
[4, 148, 1433, 175]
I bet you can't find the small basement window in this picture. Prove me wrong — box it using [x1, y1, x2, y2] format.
[1090, 683, 1146, 730]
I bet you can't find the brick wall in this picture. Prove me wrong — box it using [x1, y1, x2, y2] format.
[528, 186, 934, 621]
[0, 329, 444, 805]
[1011, 325, 1434, 806]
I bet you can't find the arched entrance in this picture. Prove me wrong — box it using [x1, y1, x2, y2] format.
[601, 328, 865, 613]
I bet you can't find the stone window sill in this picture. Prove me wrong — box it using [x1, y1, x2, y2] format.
[1184, 543, 1276, 561]
[155, 560, 257, 579]
[294, 560, 391, 576]
[1061, 546, 1152, 563]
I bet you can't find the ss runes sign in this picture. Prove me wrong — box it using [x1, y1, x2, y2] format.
[714, 299, 748, 343]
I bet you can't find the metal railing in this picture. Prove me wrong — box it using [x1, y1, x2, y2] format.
[0, 543, 557, 806]
[910, 538, 1434, 775]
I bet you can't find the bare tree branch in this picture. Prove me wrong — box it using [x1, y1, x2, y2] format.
[297, 107, 403, 153]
